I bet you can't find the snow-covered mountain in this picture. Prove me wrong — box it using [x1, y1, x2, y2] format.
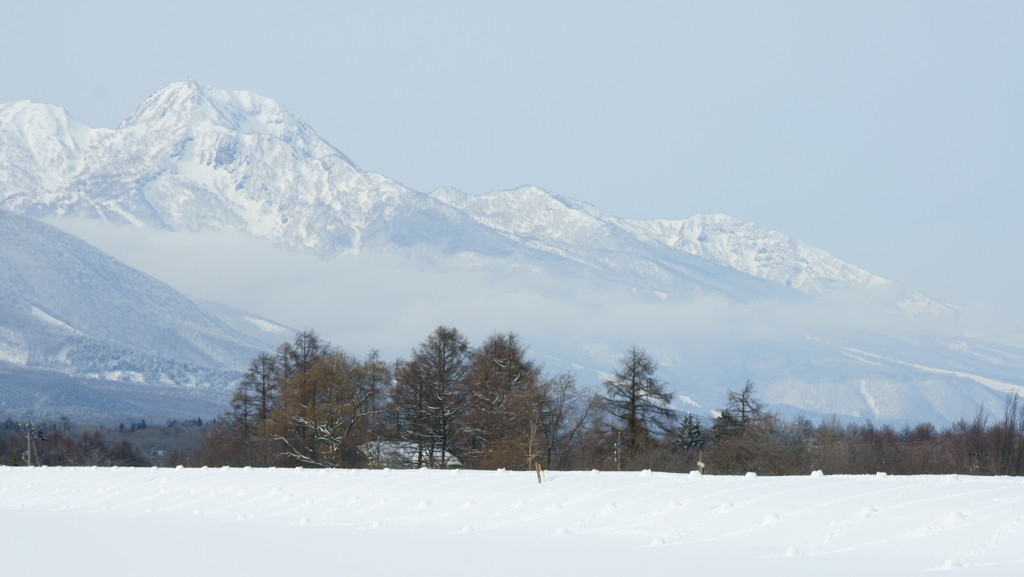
[430, 186, 951, 315]
[2, 80, 1021, 425]
[0, 80, 513, 257]
[0, 80, 894, 304]
[0, 209, 289, 421]
[0, 81, 927, 304]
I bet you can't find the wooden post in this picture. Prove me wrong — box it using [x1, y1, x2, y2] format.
[535, 462, 545, 484]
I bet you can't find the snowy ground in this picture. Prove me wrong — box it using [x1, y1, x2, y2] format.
[2, 467, 1023, 575]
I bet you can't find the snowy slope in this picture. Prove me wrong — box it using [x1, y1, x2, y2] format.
[433, 186, 949, 315]
[430, 185, 798, 301]
[0, 100, 92, 193]
[0, 209, 289, 420]
[2, 466, 1023, 576]
[0, 362, 230, 423]
[620, 213, 953, 317]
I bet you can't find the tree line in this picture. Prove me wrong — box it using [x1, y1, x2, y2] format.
[197, 327, 597, 470]
[193, 327, 1024, 475]
[5, 327, 1022, 474]
[690, 381, 1024, 476]
[0, 418, 150, 466]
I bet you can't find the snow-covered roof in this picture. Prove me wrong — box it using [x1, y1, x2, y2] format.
[359, 441, 462, 469]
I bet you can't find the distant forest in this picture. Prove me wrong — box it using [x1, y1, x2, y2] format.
[4, 327, 1024, 476]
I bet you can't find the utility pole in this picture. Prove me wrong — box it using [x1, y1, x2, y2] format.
[615, 430, 622, 471]
[24, 421, 38, 466]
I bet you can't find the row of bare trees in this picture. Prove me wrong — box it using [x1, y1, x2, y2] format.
[199, 328, 1024, 475]
[1, 419, 149, 467]
[681, 382, 1024, 476]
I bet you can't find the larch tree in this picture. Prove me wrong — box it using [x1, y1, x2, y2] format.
[354, 349, 392, 443]
[268, 330, 330, 464]
[219, 351, 280, 466]
[712, 380, 764, 441]
[462, 331, 540, 469]
[242, 351, 279, 465]
[228, 369, 259, 456]
[601, 346, 676, 461]
[392, 326, 473, 468]
[275, 349, 381, 467]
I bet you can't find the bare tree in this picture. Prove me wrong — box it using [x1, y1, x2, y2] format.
[601, 346, 676, 463]
[354, 349, 391, 443]
[712, 380, 764, 441]
[994, 392, 1024, 475]
[727, 380, 764, 425]
[706, 381, 778, 474]
[230, 351, 279, 465]
[532, 372, 598, 470]
[462, 331, 540, 468]
[275, 350, 381, 468]
[392, 326, 473, 468]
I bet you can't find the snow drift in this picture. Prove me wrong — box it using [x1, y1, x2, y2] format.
[2, 466, 1023, 575]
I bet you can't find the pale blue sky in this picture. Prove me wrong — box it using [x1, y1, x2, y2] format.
[4, 1, 1023, 322]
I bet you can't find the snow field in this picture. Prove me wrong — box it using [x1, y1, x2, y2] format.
[2, 466, 1023, 575]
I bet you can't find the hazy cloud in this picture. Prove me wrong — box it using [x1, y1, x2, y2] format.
[50, 217, 1009, 369]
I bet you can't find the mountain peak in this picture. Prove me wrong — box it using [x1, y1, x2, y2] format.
[0, 100, 92, 193]
[429, 186, 469, 205]
[120, 78, 207, 127]
[0, 100, 89, 143]
[119, 79, 318, 144]
[0, 99, 71, 122]
[621, 213, 887, 295]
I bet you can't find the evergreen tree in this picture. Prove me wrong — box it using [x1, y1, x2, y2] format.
[675, 413, 705, 450]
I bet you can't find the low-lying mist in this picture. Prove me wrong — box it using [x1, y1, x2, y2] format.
[50, 218, 1024, 424]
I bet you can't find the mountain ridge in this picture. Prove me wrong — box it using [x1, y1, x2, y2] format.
[1, 79, 1021, 425]
[0, 81, 929, 306]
